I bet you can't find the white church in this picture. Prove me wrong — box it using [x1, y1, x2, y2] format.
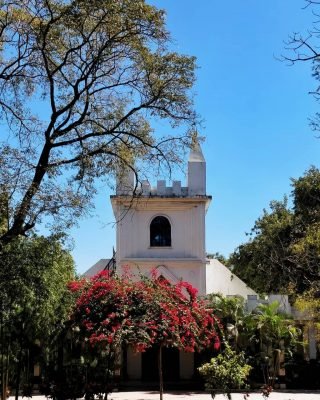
[85, 140, 318, 385]
[86, 141, 316, 384]
[84, 141, 266, 384]
[86, 141, 256, 299]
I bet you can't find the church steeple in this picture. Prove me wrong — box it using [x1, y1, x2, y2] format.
[188, 133, 206, 196]
[116, 166, 135, 195]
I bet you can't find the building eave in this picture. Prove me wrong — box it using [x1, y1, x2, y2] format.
[110, 194, 212, 213]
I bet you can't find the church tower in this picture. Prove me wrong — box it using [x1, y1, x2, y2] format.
[188, 139, 206, 196]
[86, 138, 260, 384]
[111, 139, 211, 295]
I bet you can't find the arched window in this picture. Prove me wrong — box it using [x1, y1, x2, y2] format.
[150, 216, 171, 247]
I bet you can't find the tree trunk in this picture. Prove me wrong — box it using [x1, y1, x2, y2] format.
[104, 349, 112, 400]
[15, 340, 23, 400]
[0, 301, 4, 400]
[1, 302, 9, 400]
[158, 345, 163, 400]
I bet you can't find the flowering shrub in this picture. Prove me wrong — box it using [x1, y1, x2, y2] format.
[69, 270, 221, 354]
[68, 269, 222, 399]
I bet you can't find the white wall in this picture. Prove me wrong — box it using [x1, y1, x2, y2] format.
[113, 198, 207, 262]
[118, 261, 207, 296]
[246, 294, 292, 313]
[112, 196, 210, 295]
[205, 259, 257, 297]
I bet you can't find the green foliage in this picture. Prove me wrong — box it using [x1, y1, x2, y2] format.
[0, 192, 8, 235]
[0, 236, 75, 337]
[249, 302, 300, 355]
[0, 0, 197, 243]
[206, 295, 300, 353]
[294, 283, 320, 340]
[0, 235, 75, 398]
[230, 167, 320, 294]
[245, 302, 300, 394]
[206, 294, 245, 349]
[198, 344, 251, 400]
[206, 294, 301, 396]
[207, 294, 245, 324]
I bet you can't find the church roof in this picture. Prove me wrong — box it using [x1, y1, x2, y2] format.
[83, 258, 110, 277]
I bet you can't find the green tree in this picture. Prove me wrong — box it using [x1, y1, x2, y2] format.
[230, 199, 294, 293]
[230, 167, 320, 294]
[0, 235, 75, 400]
[0, 0, 197, 245]
[246, 302, 300, 396]
[249, 302, 299, 357]
[293, 284, 320, 356]
[205, 294, 300, 398]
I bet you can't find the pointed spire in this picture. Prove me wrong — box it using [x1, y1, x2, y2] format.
[189, 131, 205, 162]
[188, 131, 206, 196]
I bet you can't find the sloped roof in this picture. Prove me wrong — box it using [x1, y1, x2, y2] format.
[206, 258, 257, 297]
[83, 259, 110, 277]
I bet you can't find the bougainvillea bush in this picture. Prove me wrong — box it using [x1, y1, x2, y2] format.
[68, 269, 221, 400]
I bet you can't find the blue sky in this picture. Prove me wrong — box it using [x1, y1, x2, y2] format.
[72, 0, 320, 274]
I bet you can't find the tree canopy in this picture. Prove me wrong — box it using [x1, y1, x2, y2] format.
[0, 0, 197, 244]
[230, 166, 320, 294]
[0, 234, 75, 339]
[0, 234, 75, 399]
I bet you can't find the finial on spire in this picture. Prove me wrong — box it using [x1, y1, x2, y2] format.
[189, 130, 205, 162]
[191, 130, 198, 149]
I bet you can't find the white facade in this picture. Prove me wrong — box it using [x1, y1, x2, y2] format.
[110, 142, 257, 301]
[85, 141, 266, 382]
[86, 141, 258, 300]
[110, 143, 210, 382]
[111, 142, 211, 296]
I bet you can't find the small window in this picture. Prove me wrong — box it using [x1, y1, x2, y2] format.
[150, 216, 171, 247]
